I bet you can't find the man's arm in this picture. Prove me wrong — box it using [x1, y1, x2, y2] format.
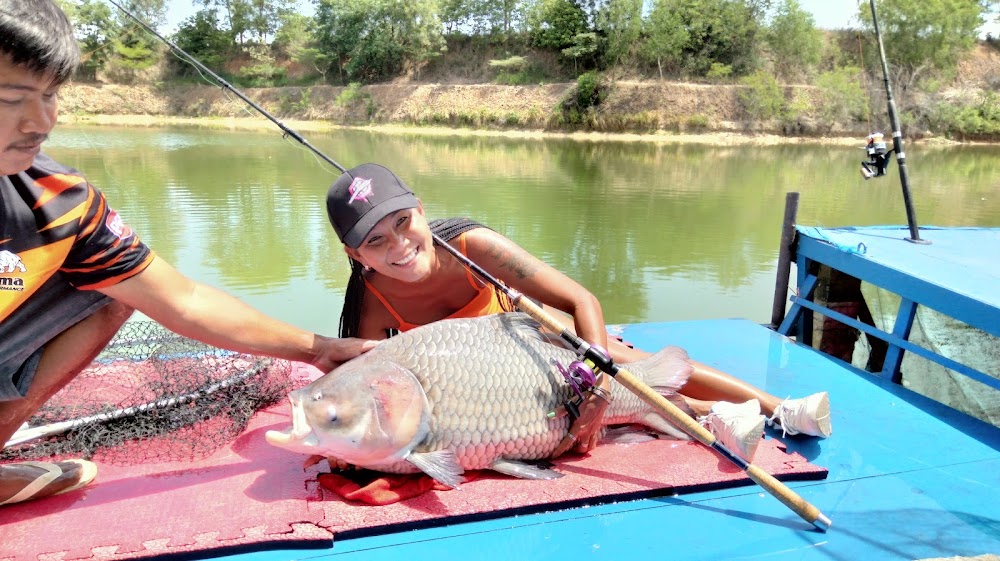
[98, 256, 375, 372]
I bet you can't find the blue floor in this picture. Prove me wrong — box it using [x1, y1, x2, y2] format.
[213, 319, 1000, 561]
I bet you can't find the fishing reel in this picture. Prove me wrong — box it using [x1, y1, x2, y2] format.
[552, 345, 609, 421]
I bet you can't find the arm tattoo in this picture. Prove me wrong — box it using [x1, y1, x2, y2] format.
[484, 239, 541, 280]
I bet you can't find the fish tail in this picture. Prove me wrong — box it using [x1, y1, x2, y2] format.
[624, 345, 692, 395]
[611, 347, 695, 439]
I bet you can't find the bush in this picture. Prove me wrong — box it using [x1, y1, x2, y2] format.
[738, 71, 785, 121]
[336, 82, 366, 106]
[558, 70, 609, 127]
[814, 66, 867, 128]
[490, 56, 549, 85]
[706, 63, 733, 81]
[686, 114, 710, 129]
[927, 92, 1000, 138]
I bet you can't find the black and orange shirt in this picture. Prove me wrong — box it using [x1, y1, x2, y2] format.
[1, 153, 154, 376]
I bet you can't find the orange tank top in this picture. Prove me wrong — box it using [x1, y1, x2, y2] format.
[363, 232, 515, 332]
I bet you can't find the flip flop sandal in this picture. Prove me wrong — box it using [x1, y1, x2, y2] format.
[0, 459, 98, 506]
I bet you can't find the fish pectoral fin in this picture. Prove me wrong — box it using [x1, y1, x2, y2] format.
[601, 425, 660, 444]
[406, 450, 464, 489]
[490, 459, 563, 481]
[639, 411, 691, 441]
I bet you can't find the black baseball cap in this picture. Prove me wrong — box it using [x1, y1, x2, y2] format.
[326, 163, 419, 248]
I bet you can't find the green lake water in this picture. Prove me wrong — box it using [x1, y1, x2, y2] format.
[44, 125, 1000, 335]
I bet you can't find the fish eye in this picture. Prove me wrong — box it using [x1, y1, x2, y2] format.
[311, 391, 323, 402]
[325, 405, 338, 423]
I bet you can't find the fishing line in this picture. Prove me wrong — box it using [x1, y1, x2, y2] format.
[105, 0, 347, 175]
[105, 1, 832, 530]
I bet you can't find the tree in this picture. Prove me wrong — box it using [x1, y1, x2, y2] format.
[171, 9, 233, 77]
[197, 0, 253, 44]
[402, 0, 449, 80]
[313, 0, 445, 83]
[595, 0, 643, 72]
[666, 0, 762, 77]
[314, 0, 367, 83]
[108, 0, 167, 75]
[478, 0, 528, 37]
[765, 0, 822, 81]
[244, 0, 296, 44]
[641, 0, 688, 80]
[440, 0, 475, 33]
[562, 32, 598, 73]
[527, 0, 589, 51]
[858, 0, 986, 91]
[73, 0, 118, 81]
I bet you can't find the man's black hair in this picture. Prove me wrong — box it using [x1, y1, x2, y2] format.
[0, 0, 80, 85]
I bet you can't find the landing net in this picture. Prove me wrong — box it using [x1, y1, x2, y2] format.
[1, 321, 292, 465]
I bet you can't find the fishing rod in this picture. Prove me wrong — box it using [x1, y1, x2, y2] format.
[109, 2, 831, 531]
[433, 235, 831, 531]
[104, 0, 347, 174]
[867, 0, 927, 244]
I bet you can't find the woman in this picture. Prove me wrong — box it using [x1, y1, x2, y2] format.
[325, 163, 831, 461]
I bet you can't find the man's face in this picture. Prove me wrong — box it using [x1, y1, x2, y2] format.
[0, 55, 60, 175]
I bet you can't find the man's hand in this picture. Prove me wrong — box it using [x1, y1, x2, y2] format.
[550, 375, 613, 457]
[311, 335, 378, 373]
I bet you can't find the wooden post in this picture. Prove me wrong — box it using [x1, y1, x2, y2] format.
[771, 192, 799, 329]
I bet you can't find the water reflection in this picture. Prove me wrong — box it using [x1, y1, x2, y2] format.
[44, 126, 1000, 333]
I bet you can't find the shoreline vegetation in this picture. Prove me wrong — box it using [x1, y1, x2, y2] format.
[53, 113, 906, 147]
[53, 0, 1000, 146]
[55, 82, 987, 148]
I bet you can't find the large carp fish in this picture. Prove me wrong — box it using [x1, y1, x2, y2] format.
[265, 313, 692, 487]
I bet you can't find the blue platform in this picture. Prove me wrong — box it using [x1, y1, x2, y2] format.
[780, 226, 1000, 388]
[210, 317, 1000, 561]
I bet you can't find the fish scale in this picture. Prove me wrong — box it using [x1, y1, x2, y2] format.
[266, 313, 693, 483]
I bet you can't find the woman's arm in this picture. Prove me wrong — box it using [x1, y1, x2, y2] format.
[464, 228, 609, 350]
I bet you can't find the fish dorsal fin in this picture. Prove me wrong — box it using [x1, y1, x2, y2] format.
[497, 312, 548, 343]
[406, 450, 465, 489]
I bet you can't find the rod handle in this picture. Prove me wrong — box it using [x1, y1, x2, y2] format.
[614, 367, 831, 531]
[514, 297, 568, 335]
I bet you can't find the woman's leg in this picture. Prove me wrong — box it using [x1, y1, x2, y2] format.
[676, 360, 783, 416]
[606, 341, 781, 415]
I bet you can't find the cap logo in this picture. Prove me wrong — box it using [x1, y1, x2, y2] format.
[348, 177, 374, 204]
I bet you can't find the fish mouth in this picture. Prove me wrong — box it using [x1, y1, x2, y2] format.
[264, 393, 315, 448]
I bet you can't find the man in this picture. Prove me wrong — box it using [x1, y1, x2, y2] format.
[0, 0, 375, 506]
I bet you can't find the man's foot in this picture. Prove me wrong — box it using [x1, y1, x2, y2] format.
[860, 168, 874, 180]
[0, 460, 98, 506]
[701, 399, 765, 462]
[769, 392, 832, 438]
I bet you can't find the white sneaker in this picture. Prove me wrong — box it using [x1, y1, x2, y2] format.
[861, 168, 874, 180]
[769, 392, 832, 438]
[701, 399, 765, 462]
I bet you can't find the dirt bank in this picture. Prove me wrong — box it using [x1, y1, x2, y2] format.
[55, 43, 1000, 145]
[56, 80, 864, 144]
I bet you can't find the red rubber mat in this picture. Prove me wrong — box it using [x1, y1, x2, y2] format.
[1, 365, 827, 561]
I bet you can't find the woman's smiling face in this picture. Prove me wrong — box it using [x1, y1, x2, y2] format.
[347, 205, 435, 282]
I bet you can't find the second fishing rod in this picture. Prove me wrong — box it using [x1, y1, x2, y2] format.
[107, 0, 830, 531]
